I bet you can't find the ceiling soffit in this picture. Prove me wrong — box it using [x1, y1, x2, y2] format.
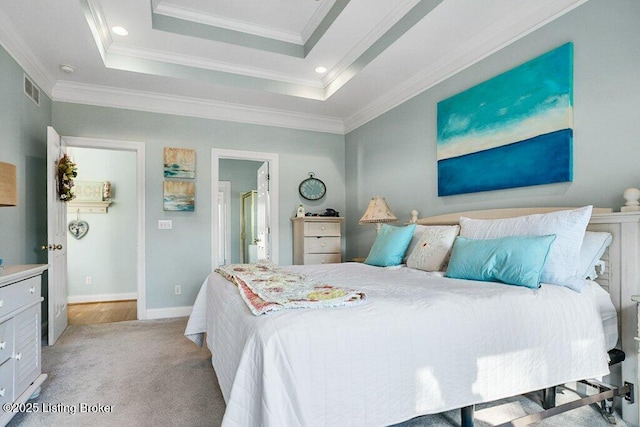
[81, 0, 441, 101]
[151, 0, 350, 58]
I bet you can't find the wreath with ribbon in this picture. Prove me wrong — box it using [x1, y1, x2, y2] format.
[57, 154, 77, 202]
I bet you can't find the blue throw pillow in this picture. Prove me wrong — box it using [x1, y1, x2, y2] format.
[365, 223, 417, 267]
[444, 235, 556, 289]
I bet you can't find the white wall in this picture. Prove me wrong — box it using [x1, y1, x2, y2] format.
[66, 147, 137, 302]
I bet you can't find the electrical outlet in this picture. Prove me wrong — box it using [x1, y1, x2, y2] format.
[158, 220, 172, 230]
[85, 276, 92, 285]
[175, 285, 181, 295]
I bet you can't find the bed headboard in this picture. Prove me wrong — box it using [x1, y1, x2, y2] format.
[412, 206, 613, 225]
[412, 207, 639, 425]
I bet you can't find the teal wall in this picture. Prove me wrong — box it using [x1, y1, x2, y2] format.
[52, 103, 346, 309]
[0, 46, 51, 266]
[345, 0, 640, 260]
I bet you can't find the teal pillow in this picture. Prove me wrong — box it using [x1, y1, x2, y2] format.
[365, 224, 417, 267]
[444, 235, 556, 289]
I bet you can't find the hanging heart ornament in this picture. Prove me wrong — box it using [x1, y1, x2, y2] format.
[68, 220, 89, 239]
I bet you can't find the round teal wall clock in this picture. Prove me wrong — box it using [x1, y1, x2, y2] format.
[299, 173, 326, 201]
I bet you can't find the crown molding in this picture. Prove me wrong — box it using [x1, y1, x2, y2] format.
[154, 2, 304, 45]
[108, 43, 323, 88]
[52, 81, 345, 134]
[323, 0, 420, 90]
[300, 0, 336, 44]
[344, 0, 588, 133]
[0, 7, 55, 98]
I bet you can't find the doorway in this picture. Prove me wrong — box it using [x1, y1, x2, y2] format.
[65, 146, 137, 325]
[63, 137, 146, 321]
[211, 149, 279, 269]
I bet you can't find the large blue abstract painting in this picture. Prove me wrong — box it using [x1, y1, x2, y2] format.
[437, 43, 573, 196]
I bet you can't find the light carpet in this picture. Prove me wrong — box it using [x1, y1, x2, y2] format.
[9, 318, 626, 427]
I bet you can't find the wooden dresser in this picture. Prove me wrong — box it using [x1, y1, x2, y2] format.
[292, 217, 343, 265]
[0, 264, 48, 427]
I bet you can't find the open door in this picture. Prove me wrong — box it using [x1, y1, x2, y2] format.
[46, 126, 68, 345]
[256, 162, 270, 261]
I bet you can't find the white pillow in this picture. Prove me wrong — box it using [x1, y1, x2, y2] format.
[404, 225, 429, 262]
[578, 231, 612, 280]
[459, 206, 593, 292]
[406, 226, 460, 272]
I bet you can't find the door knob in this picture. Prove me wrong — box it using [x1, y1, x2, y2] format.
[41, 244, 63, 251]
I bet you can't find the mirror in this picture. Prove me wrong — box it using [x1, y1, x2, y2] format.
[241, 190, 258, 263]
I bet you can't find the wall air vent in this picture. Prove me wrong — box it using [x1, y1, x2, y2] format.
[23, 74, 40, 106]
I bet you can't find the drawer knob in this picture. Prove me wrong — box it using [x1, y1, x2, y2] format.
[321, 243, 325, 247]
[0, 341, 5, 350]
[29, 286, 35, 294]
[321, 260, 326, 264]
[0, 388, 5, 397]
[15, 352, 21, 361]
[321, 226, 325, 230]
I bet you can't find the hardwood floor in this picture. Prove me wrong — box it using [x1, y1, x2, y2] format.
[67, 300, 137, 325]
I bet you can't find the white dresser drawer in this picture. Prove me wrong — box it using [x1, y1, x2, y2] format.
[304, 237, 341, 254]
[304, 253, 342, 265]
[14, 305, 40, 396]
[0, 276, 40, 317]
[0, 358, 14, 405]
[304, 221, 341, 236]
[0, 318, 14, 365]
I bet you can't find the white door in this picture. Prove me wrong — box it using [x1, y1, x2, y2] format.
[256, 162, 269, 261]
[46, 126, 68, 345]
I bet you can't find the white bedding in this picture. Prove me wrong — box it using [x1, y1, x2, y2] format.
[185, 263, 610, 427]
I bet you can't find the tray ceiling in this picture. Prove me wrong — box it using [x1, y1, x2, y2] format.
[0, 0, 587, 133]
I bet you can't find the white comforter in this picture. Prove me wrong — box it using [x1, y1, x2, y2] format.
[185, 263, 609, 427]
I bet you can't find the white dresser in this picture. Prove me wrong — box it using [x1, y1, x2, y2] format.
[292, 217, 343, 265]
[0, 264, 48, 427]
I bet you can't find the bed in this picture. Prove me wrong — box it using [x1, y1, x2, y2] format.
[185, 207, 639, 426]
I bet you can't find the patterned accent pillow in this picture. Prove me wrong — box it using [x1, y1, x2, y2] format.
[406, 225, 460, 271]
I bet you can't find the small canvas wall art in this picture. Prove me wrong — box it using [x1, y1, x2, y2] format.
[164, 181, 195, 211]
[164, 147, 195, 178]
[437, 43, 573, 196]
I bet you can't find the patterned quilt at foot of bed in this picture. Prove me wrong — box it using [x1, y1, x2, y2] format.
[216, 262, 366, 315]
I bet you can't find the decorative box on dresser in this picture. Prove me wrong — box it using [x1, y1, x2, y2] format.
[0, 264, 48, 427]
[292, 217, 343, 265]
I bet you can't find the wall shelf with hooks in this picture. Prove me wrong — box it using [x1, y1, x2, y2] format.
[66, 200, 112, 214]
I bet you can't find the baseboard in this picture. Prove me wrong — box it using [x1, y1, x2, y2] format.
[67, 293, 137, 304]
[145, 306, 193, 320]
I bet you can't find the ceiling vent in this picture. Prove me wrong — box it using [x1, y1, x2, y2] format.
[23, 74, 40, 106]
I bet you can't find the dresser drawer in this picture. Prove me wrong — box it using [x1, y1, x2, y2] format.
[14, 305, 40, 397]
[0, 358, 14, 405]
[304, 221, 341, 236]
[0, 318, 14, 365]
[304, 253, 342, 265]
[0, 276, 40, 317]
[304, 237, 340, 254]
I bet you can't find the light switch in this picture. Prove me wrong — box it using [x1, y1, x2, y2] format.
[158, 220, 172, 230]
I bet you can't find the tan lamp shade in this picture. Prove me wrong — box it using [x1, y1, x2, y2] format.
[359, 197, 397, 227]
[0, 162, 17, 206]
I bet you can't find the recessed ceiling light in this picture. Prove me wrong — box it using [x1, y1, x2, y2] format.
[315, 66, 327, 74]
[112, 26, 129, 36]
[59, 64, 75, 74]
